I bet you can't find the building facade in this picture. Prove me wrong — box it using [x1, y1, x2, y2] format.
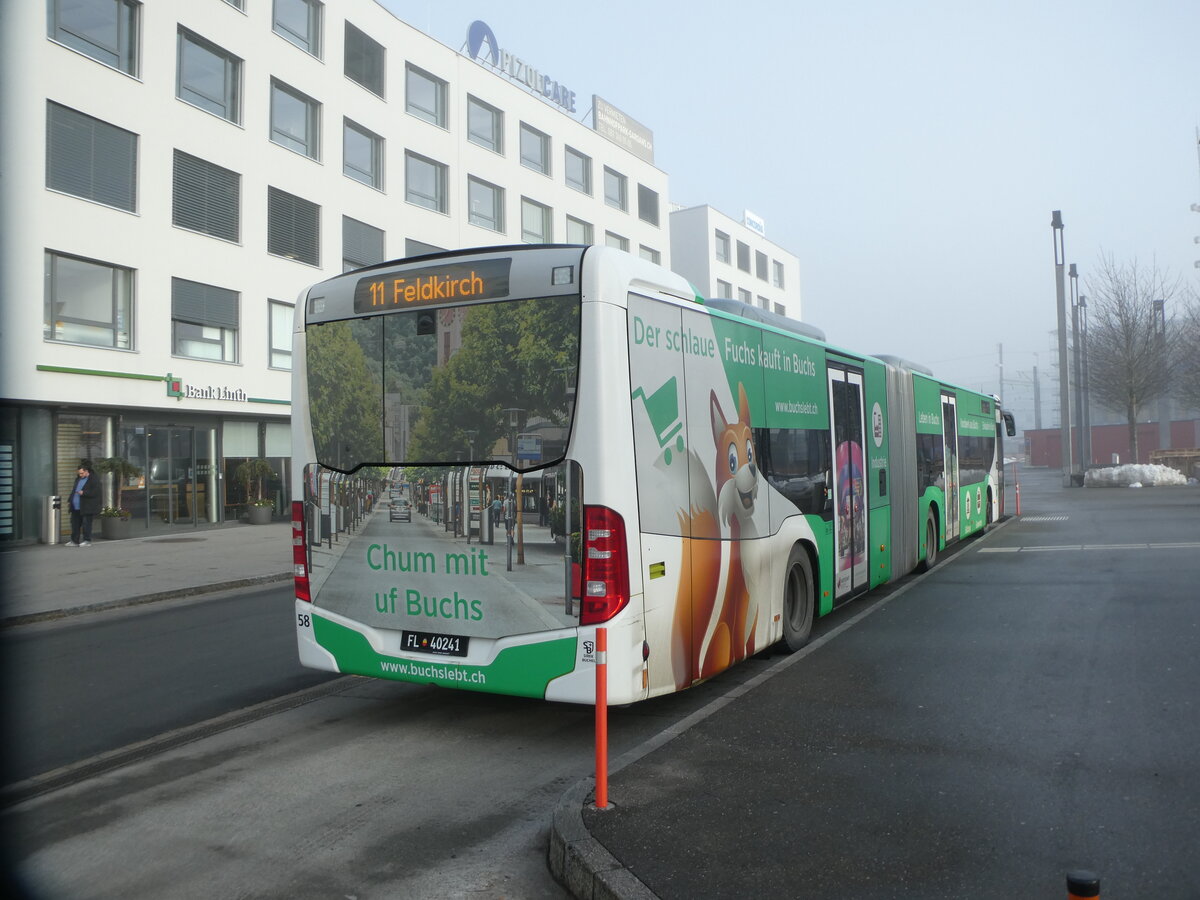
[0, 0, 675, 542]
[669, 204, 802, 320]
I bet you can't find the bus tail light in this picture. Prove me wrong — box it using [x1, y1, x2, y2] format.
[580, 505, 629, 625]
[292, 501, 311, 603]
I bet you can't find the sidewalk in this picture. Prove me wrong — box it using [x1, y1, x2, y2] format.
[0, 521, 293, 626]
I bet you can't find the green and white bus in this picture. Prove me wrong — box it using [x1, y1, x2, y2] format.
[291, 245, 1014, 705]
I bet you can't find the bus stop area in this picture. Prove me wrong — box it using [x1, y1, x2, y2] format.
[552, 466, 1200, 900]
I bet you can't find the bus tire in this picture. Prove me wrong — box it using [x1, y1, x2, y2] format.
[985, 489, 994, 527]
[918, 510, 939, 572]
[780, 546, 814, 652]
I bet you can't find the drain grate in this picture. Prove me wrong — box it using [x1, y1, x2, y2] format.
[1019, 515, 1069, 522]
[145, 536, 208, 543]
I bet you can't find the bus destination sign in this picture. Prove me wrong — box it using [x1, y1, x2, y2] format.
[354, 258, 511, 313]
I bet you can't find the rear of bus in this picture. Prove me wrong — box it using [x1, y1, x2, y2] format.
[290, 245, 677, 704]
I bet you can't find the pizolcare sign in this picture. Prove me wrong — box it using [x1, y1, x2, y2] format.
[465, 20, 577, 114]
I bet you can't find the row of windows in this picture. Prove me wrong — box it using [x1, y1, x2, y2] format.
[48, 1, 661, 225]
[712, 281, 786, 316]
[46, 101, 661, 268]
[713, 229, 787, 288]
[44, 249, 293, 369]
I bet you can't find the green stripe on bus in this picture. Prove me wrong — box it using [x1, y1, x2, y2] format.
[312, 615, 578, 699]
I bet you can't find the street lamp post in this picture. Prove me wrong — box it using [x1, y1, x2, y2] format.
[1079, 296, 1092, 469]
[1070, 264, 1085, 473]
[1154, 300, 1169, 455]
[1051, 211, 1074, 486]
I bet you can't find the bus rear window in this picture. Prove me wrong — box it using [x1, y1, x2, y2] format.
[305, 294, 580, 471]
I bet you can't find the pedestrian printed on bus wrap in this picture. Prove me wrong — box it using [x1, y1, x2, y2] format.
[67, 460, 101, 547]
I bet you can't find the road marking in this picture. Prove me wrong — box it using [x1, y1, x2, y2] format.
[980, 542, 1200, 553]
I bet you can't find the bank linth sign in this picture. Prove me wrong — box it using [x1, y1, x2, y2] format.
[466, 20, 576, 114]
[166, 374, 247, 402]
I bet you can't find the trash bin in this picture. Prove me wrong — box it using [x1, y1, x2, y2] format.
[40, 495, 62, 544]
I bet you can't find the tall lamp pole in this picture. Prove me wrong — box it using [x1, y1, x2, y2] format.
[1154, 300, 1169, 455]
[1079, 296, 1092, 469]
[1051, 211, 1074, 486]
[1069, 264, 1085, 472]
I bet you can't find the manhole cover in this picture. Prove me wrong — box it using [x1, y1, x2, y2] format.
[145, 537, 208, 543]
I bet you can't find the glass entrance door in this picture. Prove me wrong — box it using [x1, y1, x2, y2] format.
[147, 426, 195, 526]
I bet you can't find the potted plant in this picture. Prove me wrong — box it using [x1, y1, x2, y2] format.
[236, 458, 276, 524]
[96, 456, 142, 539]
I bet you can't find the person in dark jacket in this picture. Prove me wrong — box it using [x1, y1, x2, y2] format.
[67, 460, 101, 547]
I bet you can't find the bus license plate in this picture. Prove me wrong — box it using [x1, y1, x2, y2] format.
[402, 630, 469, 657]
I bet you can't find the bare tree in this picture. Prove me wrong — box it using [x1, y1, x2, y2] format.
[1084, 255, 1182, 462]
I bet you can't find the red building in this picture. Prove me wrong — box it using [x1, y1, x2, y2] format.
[1025, 419, 1200, 468]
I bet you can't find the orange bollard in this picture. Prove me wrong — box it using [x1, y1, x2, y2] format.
[594, 627, 608, 809]
[1067, 870, 1099, 899]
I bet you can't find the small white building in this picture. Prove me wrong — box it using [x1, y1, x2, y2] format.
[0, 0, 674, 541]
[669, 204, 802, 320]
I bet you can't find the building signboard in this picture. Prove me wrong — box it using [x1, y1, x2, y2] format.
[466, 20, 577, 113]
[592, 95, 654, 164]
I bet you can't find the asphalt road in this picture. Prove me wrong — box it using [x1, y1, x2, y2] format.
[584, 467, 1200, 899]
[1, 585, 333, 786]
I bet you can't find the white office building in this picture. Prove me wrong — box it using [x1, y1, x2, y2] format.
[0, 0, 674, 542]
[669, 204, 802, 320]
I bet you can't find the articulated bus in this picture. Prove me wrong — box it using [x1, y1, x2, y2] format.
[291, 245, 1014, 705]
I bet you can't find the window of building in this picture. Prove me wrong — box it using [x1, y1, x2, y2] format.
[171, 277, 237, 362]
[566, 216, 592, 245]
[520, 123, 550, 175]
[177, 28, 241, 124]
[738, 287, 752, 304]
[605, 231, 628, 251]
[520, 198, 551, 243]
[406, 64, 447, 127]
[755, 250, 768, 281]
[716, 279, 732, 298]
[757, 295, 769, 309]
[637, 184, 660, 226]
[639, 245, 660, 264]
[269, 300, 293, 369]
[172, 150, 239, 242]
[267, 186, 320, 265]
[773, 302, 786, 316]
[468, 176, 504, 233]
[736, 241, 750, 273]
[343, 215, 385, 271]
[405, 151, 447, 213]
[343, 118, 382, 188]
[714, 230, 731, 264]
[223, 0, 244, 9]
[44, 251, 133, 349]
[344, 21, 384, 96]
[773, 260, 785, 289]
[565, 146, 591, 194]
[603, 167, 627, 211]
[273, 0, 322, 57]
[467, 95, 503, 153]
[270, 79, 320, 160]
[48, 0, 140, 76]
[46, 102, 137, 212]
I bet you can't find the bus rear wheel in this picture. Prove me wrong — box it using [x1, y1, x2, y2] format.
[780, 546, 814, 652]
[918, 511, 939, 572]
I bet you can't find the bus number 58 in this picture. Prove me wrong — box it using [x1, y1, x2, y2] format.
[297, 613, 311, 628]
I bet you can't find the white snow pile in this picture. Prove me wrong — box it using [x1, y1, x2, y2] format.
[1084, 464, 1190, 488]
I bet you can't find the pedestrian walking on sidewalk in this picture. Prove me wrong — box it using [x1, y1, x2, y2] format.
[67, 460, 100, 547]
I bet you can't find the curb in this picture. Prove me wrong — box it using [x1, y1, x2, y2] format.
[0, 572, 292, 628]
[548, 779, 658, 900]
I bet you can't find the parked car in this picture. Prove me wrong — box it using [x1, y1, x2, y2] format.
[390, 499, 411, 522]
